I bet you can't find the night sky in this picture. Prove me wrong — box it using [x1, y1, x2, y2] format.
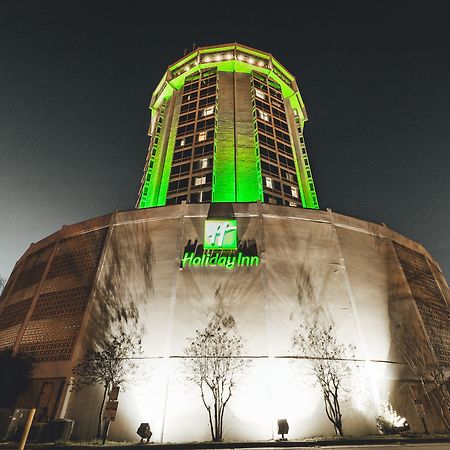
[1, 1, 449, 282]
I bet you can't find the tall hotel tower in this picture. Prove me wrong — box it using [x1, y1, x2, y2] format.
[1, 43, 449, 443]
[136, 44, 318, 209]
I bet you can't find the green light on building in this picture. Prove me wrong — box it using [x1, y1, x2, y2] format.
[136, 43, 319, 210]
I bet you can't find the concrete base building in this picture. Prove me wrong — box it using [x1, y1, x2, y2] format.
[1, 44, 449, 442]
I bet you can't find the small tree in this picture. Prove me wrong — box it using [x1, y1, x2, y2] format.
[72, 330, 143, 440]
[0, 349, 34, 408]
[184, 312, 248, 442]
[293, 323, 355, 436]
[395, 325, 450, 431]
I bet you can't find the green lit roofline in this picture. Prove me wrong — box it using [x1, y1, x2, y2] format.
[149, 43, 308, 131]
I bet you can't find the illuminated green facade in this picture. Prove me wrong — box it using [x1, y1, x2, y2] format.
[137, 43, 319, 210]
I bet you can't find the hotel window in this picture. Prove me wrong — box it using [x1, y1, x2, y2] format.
[255, 89, 266, 100]
[197, 131, 207, 142]
[258, 110, 270, 122]
[265, 176, 273, 189]
[203, 106, 214, 116]
[272, 100, 282, 109]
[193, 158, 209, 170]
[194, 176, 206, 186]
[190, 191, 202, 202]
[194, 143, 213, 157]
[291, 186, 298, 198]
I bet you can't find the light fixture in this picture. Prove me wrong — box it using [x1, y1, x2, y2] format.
[277, 419, 289, 441]
[137, 423, 152, 443]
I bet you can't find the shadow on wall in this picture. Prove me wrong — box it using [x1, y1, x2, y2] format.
[89, 224, 154, 348]
[386, 245, 450, 433]
[69, 224, 155, 440]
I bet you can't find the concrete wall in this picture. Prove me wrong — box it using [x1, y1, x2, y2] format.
[2, 203, 449, 442]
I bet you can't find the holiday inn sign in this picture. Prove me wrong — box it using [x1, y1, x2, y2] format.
[181, 219, 260, 269]
[204, 220, 238, 250]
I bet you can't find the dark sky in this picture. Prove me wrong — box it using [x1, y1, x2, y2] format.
[1, 1, 449, 282]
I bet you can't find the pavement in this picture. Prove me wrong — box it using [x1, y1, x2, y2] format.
[2, 435, 450, 450]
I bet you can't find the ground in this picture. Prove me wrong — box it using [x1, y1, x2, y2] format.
[2, 435, 450, 450]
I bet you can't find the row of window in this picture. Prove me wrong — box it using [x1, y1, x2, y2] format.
[254, 90, 284, 110]
[264, 176, 299, 198]
[255, 98, 286, 118]
[253, 80, 283, 101]
[257, 122, 291, 143]
[168, 173, 213, 192]
[173, 144, 212, 162]
[256, 110, 289, 133]
[183, 74, 217, 91]
[166, 190, 212, 205]
[175, 129, 214, 148]
[178, 106, 214, 125]
[176, 121, 215, 137]
[182, 86, 216, 103]
[171, 157, 212, 177]
[259, 147, 296, 169]
[173, 144, 215, 163]
[181, 96, 216, 113]
[264, 193, 300, 207]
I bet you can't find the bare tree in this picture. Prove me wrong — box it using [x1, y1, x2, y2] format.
[293, 323, 355, 436]
[0, 276, 6, 296]
[71, 329, 143, 440]
[395, 325, 450, 431]
[184, 311, 248, 442]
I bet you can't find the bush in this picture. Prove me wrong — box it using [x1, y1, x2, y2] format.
[376, 400, 408, 434]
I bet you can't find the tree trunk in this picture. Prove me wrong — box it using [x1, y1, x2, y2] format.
[335, 418, 344, 436]
[97, 385, 108, 439]
[213, 396, 220, 441]
[430, 390, 450, 431]
[102, 420, 111, 445]
[420, 379, 450, 432]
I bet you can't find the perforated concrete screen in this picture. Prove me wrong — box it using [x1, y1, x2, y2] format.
[0, 229, 107, 361]
[394, 242, 450, 366]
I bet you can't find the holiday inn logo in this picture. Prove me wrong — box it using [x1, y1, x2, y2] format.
[181, 251, 259, 269]
[204, 220, 237, 250]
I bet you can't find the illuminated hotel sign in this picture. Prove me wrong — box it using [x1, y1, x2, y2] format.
[181, 219, 260, 269]
[204, 220, 237, 250]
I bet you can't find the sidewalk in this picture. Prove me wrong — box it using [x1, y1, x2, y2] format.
[2, 434, 450, 450]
